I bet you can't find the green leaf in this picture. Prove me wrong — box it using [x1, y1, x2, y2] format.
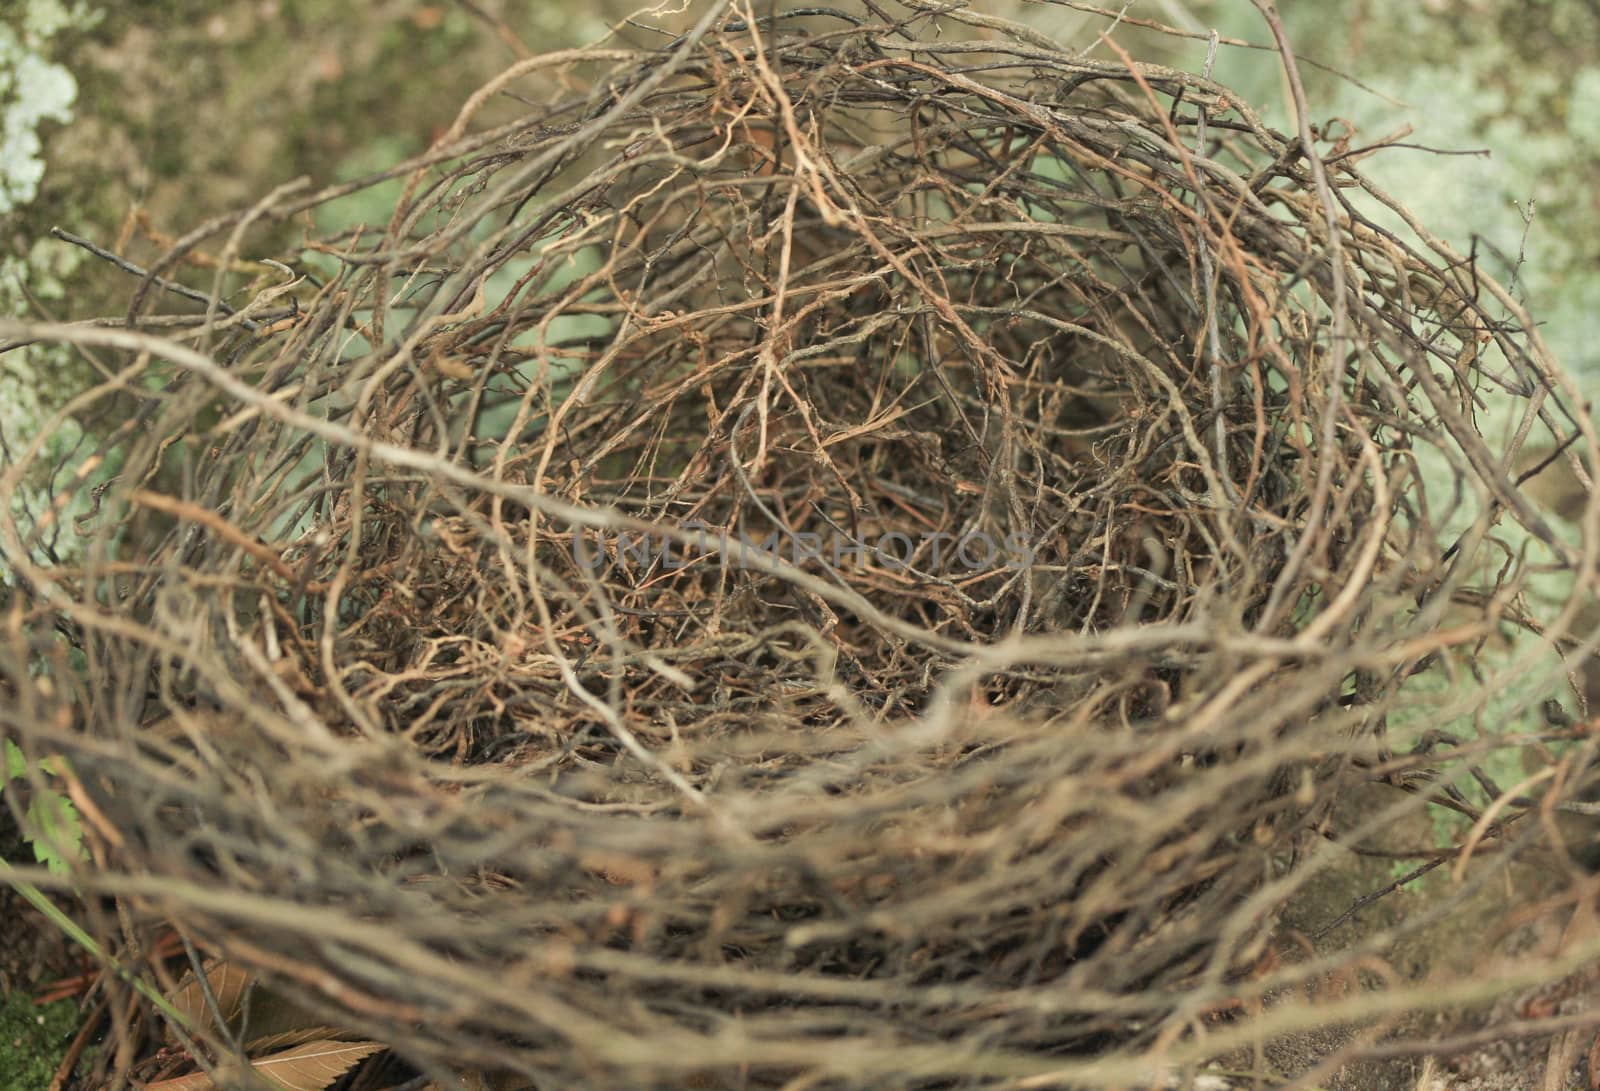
[26, 787, 84, 876]
[4, 740, 84, 874]
[5, 738, 62, 780]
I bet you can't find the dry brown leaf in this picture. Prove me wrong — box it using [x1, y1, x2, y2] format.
[145, 1065, 231, 1091]
[145, 1039, 385, 1091]
[249, 1040, 385, 1091]
[165, 958, 371, 1065]
[233, 987, 343, 1047]
[166, 960, 252, 1040]
[242, 1026, 351, 1054]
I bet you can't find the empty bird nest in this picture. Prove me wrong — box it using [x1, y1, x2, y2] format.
[3, 3, 1598, 1089]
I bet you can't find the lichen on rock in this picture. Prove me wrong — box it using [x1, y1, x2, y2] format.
[0, 1, 98, 214]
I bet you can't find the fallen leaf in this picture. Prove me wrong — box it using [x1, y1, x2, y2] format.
[167, 961, 252, 1040]
[145, 1039, 385, 1091]
[250, 1040, 385, 1091]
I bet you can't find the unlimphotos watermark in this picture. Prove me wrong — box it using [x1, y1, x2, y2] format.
[572, 524, 1038, 573]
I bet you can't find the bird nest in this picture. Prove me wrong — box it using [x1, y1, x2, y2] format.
[2, 4, 1596, 1089]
